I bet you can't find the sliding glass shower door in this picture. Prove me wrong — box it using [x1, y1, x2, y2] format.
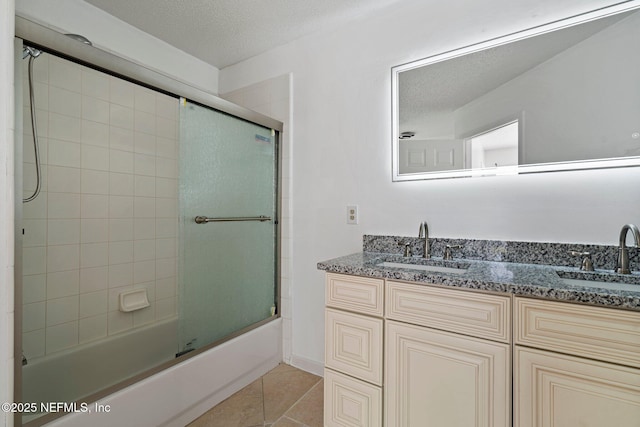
[179, 100, 278, 353]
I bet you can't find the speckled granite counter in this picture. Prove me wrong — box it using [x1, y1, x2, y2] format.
[317, 251, 640, 311]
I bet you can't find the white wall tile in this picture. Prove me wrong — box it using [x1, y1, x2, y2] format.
[109, 240, 134, 265]
[110, 126, 134, 151]
[133, 239, 155, 262]
[134, 175, 155, 197]
[79, 314, 108, 344]
[134, 218, 156, 240]
[134, 154, 156, 176]
[155, 277, 176, 300]
[156, 118, 176, 139]
[23, 329, 46, 359]
[156, 157, 177, 178]
[22, 274, 46, 304]
[133, 305, 155, 327]
[79, 291, 108, 318]
[110, 149, 134, 174]
[156, 137, 177, 159]
[48, 139, 81, 168]
[156, 219, 176, 238]
[156, 178, 177, 198]
[109, 219, 134, 241]
[133, 260, 155, 284]
[46, 321, 79, 353]
[48, 219, 80, 245]
[47, 296, 79, 326]
[110, 77, 135, 107]
[108, 285, 132, 312]
[109, 173, 134, 196]
[82, 68, 110, 101]
[135, 86, 156, 114]
[48, 192, 81, 218]
[49, 86, 82, 118]
[82, 120, 110, 147]
[81, 219, 109, 244]
[23, 247, 47, 275]
[81, 169, 110, 195]
[156, 258, 176, 279]
[110, 104, 134, 130]
[156, 198, 177, 218]
[82, 96, 110, 124]
[81, 194, 109, 218]
[82, 145, 109, 170]
[80, 242, 108, 268]
[48, 165, 81, 193]
[47, 244, 80, 272]
[155, 238, 176, 259]
[156, 95, 177, 119]
[134, 197, 155, 218]
[22, 219, 47, 247]
[134, 131, 155, 155]
[23, 302, 46, 332]
[109, 195, 134, 218]
[49, 112, 82, 143]
[80, 266, 108, 294]
[134, 110, 156, 135]
[108, 263, 133, 288]
[47, 270, 80, 299]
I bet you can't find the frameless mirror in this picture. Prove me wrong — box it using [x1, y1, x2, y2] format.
[392, 4, 640, 181]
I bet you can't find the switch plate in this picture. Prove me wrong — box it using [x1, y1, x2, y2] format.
[347, 205, 358, 225]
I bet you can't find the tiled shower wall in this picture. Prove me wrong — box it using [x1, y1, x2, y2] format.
[21, 52, 179, 360]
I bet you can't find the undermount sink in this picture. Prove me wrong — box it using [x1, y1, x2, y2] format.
[377, 261, 468, 274]
[558, 277, 639, 292]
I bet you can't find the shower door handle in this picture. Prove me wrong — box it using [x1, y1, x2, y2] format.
[194, 215, 272, 224]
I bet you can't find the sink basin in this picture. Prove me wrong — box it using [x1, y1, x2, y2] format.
[377, 261, 468, 275]
[559, 277, 638, 292]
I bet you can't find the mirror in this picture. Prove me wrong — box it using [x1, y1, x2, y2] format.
[392, 4, 640, 181]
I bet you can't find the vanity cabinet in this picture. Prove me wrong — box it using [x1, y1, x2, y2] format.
[324, 273, 384, 427]
[324, 273, 511, 427]
[514, 297, 640, 427]
[385, 281, 511, 427]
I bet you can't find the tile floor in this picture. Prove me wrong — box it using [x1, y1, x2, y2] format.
[188, 364, 323, 427]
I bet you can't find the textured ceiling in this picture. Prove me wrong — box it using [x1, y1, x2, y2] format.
[83, 0, 404, 68]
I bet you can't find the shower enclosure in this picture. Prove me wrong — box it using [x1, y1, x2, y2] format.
[14, 20, 280, 427]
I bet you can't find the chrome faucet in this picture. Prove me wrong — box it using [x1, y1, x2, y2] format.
[616, 224, 640, 274]
[418, 221, 430, 259]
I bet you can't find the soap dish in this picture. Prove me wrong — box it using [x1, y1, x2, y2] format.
[119, 288, 150, 312]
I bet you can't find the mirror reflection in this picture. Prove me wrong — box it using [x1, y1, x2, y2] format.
[393, 6, 640, 180]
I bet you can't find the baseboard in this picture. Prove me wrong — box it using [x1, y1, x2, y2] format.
[290, 354, 324, 377]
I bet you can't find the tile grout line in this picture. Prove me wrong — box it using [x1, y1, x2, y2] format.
[275, 376, 323, 426]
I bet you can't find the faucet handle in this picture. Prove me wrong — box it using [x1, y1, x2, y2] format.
[569, 250, 595, 271]
[418, 222, 425, 238]
[443, 244, 462, 260]
[398, 241, 412, 257]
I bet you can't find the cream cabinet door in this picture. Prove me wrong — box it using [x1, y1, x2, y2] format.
[385, 320, 510, 427]
[515, 347, 640, 427]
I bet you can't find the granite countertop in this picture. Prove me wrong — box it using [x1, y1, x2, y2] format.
[317, 252, 640, 311]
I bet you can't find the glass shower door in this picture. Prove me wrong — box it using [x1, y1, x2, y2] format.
[179, 100, 278, 353]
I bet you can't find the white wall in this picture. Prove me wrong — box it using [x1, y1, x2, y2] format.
[1, 0, 16, 423]
[16, 0, 219, 95]
[219, 0, 640, 369]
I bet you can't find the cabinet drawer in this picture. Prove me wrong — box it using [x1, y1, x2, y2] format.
[324, 368, 382, 427]
[515, 297, 640, 368]
[325, 308, 383, 385]
[386, 281, 511, 343]
[326, 273, 384, 316]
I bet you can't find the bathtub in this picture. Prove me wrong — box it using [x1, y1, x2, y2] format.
[37, 317, 282, 427]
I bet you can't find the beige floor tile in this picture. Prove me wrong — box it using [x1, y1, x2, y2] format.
[271, 416, 306, 427]
[263, 365, 322, 423]
[188, 379, 264, 427]
[284, 380, 324, 427]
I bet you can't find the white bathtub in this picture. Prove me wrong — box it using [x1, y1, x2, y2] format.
[40, 318, 282, 427]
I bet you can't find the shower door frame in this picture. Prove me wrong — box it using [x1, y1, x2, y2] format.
[14, 16, 283, 427]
